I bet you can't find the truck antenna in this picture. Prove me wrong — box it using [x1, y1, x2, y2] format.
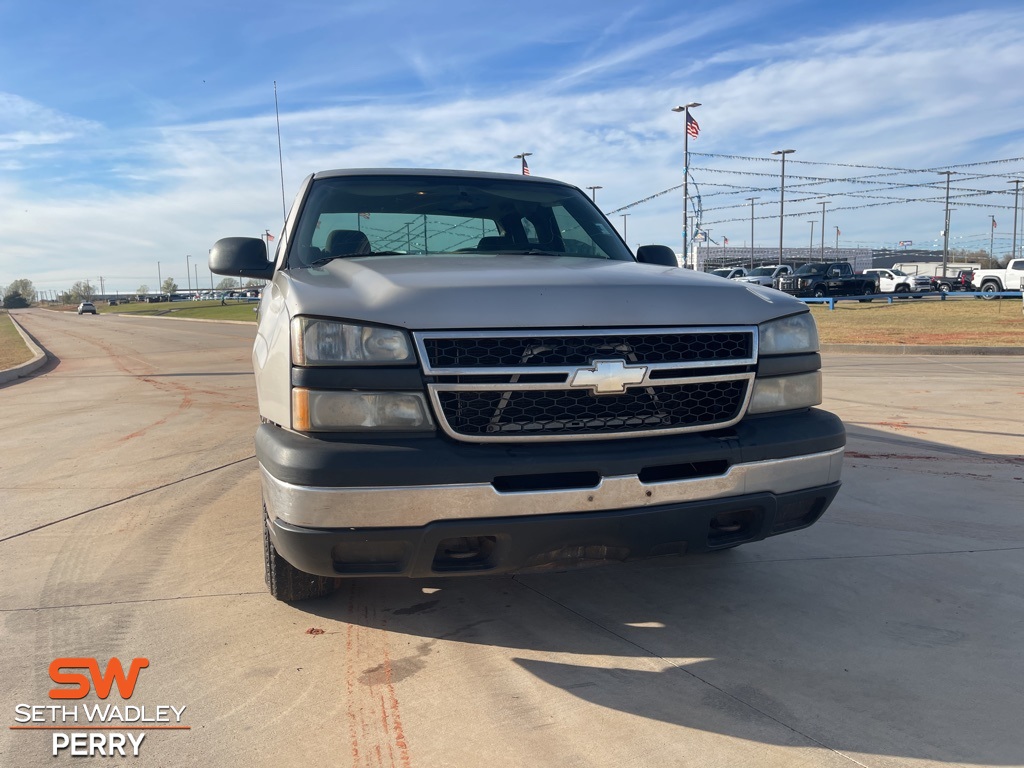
[274, 81, 287, 223]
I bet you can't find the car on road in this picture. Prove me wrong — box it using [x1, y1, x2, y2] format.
[209, 168, 845, 602]
[77, 302, 97, 315]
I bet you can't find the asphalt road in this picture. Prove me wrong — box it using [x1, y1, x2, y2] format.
[1, 308, 1022, 767]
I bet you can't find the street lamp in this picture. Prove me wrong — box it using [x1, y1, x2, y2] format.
[513, 152, 532, 175]
[808, 221, 816, 259]
[672, 102, 701, 268]
[772, 149, 795, 263]
[818, 201, 830, 260]
[621, 213, 630, 242]
[186, 254, 192, 293]
[938, 171, 955, 277]
[745, 197, 758, 269]
[989, 215, 997, 264]
[586, 185, 603, 202]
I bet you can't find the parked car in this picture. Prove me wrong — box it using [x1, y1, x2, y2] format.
[735, 265, 793, 287]
[710, 267, 748, 280]
[971, 259, 1024, 297]
[930, 270, 975, 293]
[77, 302, 97, 315]
[775, 262, 877, 299]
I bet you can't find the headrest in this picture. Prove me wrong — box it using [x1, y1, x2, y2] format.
[326, 229, 371, 257]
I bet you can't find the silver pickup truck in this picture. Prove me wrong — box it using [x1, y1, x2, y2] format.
[210, 168, 845, 601]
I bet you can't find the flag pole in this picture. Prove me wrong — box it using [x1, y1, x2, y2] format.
[672, 103, 700, 269]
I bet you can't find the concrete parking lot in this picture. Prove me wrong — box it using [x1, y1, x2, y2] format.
[1, 309, 1022, 767]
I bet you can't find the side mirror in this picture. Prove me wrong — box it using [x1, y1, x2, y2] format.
[636, 245, 679, 267]
[209, 237, 274, 280]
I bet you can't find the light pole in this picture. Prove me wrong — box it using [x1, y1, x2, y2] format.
[939, 171, 954, 277]
[621, 213, 630, 242]
[818, 201, 830, 260]
[989, 215, 997, 264]
[513, 152, 532, 175]
[746, 197, 758, 269]
[1010, 180, 1023, 262]
[808, 221, 816, 259]
[772, 149, 795, 264]
[186, 255, 192, 293]
[672, 102, 701, 269]
[586, 185, 603, 202]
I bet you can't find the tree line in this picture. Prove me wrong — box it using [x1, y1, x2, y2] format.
[3, 277, 263, 308]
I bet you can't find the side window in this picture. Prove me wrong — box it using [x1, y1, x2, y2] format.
[1012, 261, 1024, 271]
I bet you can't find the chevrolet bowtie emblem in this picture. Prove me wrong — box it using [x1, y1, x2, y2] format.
[569, 359, 648, 395]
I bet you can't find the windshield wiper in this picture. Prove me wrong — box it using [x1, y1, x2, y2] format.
[310, 251, 403, 267]
[488, 249, 566, 257]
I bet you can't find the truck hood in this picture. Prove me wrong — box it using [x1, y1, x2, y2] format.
[276, 254, 806, 329]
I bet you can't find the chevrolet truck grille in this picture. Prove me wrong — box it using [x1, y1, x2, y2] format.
[414, 328, 758, 442]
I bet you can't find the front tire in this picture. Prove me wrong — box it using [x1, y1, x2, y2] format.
[263, 504, 341, 602]
[859, 284, 875, 302]
[939, 283, 951, 293]
[812, 285, 828, 298]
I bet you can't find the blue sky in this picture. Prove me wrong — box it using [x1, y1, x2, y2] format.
[2, 0, 1024, 294]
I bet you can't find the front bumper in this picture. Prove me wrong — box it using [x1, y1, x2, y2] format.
[258, 409, 845, 577]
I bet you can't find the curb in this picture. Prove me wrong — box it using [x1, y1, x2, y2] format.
[0, 314, 48, 384]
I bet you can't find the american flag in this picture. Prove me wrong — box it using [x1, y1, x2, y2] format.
[522, 158, 530, 175]
[686, 113, 700, 139]
[992, 218, 997, 229]
[723, 237, 729, 245]
[265, 232, 275, 241]
[359, 212, 371, 219]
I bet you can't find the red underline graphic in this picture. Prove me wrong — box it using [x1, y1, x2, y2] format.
[9, 729, 191, 733]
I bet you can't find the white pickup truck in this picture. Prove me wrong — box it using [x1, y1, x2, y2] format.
[861, 268, 915, 294]
[971, 259, 1024, 297]
[209, 168, 845, 601]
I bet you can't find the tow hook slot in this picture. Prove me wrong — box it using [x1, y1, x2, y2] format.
[708, 509, 759, 546]
[432, 536, 497, 572]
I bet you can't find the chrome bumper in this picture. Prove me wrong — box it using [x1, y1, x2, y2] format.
[262, 447, 844, 529]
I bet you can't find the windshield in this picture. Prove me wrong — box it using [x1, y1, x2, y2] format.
[891, 269, 907, 276]
[748, 267, 777, 276]
[712, 269, 733, 277]
[794, 264, 828, 275]
[287, 174, 633, 267]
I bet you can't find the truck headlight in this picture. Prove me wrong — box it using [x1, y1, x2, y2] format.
[747, 372, 822, 414]
[292, 389, 434, 431]
[292, 318, 413, 365]
[759, 313, 819, 355]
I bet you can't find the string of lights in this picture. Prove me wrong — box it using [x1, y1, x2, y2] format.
[608, 153, 1024, 249]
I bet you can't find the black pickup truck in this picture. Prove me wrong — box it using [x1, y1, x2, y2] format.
[775, 262, 877, 299]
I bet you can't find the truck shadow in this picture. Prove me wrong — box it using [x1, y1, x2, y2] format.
[301, 423, 1023, 765]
